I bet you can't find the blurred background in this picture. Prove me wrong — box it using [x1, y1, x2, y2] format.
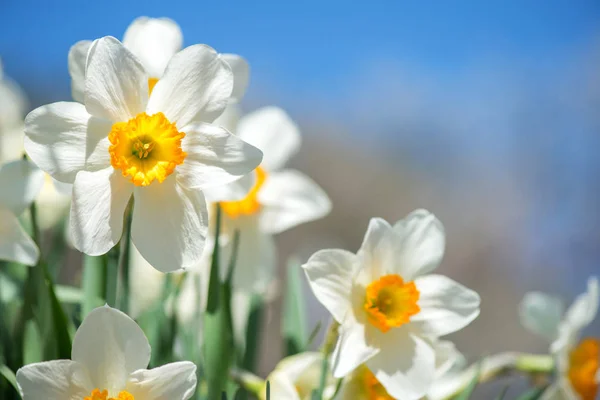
[1, 0, 599, 396]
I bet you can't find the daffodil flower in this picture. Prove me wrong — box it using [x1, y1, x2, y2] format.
[68, 17, 249, 105]
[24, 36, 262, 272]
[338, 340, 464, 400]
[302, 210, 481, 400]
[0, 159, 44, 266]
[520, 277, 599, 400]
[16, 305, 197, 400]
[206, 106, 332, 294]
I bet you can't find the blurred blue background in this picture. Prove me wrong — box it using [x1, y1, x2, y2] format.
[2, 0, 599, 389]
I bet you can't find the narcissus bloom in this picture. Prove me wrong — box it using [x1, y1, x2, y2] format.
[261, 352, 336, 400]
[69, 17, 249, 105]
[16, 305, 197, 400]
[303, 210, 481, 400]
[24, 36, 262, 272]
[338, 340, 463, 400]
[206, 106, 331, 293]
[520, 277, 599, 400]
[0, 160, 44, 266]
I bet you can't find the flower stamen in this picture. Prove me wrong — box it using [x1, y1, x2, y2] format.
[83, 388, 134, 400]
[364, 274, 420, 333]
[220, 166, 267, 218]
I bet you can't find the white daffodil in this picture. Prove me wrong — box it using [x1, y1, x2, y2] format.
[24, 36, 262, 272]
[205, 106, 331, 294]
[302, 210, 481, 400]
[519, 277, 599, 400]
[16, 305, 197, 400]
[0, 159, 44, 266]
[261, 352, 336, 400]
[69, 17, 249, 105]
[337, 340, 463, 400]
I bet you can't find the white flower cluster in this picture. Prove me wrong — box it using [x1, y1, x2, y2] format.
[0, 16, 597, 400]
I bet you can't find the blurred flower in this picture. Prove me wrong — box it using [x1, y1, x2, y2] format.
[337, 340, 463, 400]
[302, 210, 481, 399]
[16, 305, 197, 399]
[24, 36, 262, 272]
[205, 106, 331, 294]
[520, 277, 599, 400]
[68, 17, 248, 104]
[261, 352, 336, 400]
[0, 159, 44, 266]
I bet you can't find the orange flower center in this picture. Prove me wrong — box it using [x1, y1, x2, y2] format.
[364, 274, 420, 333]
[148, 77, 159, 95]
[362, 367, 393, 400]
[568, 338, 599, 400]
[108, 112, 187, 187]
[83, 388, 134, 400]
[220, 167, 267, 218]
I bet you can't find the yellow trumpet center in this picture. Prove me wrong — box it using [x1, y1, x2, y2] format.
[108, 112, 187, 187]
[83, 388, 134, 400]
[364, 274, 420, 333]
[148, 77, 159, 95]
[220, 167, 268, 218]
[357, 366, 393, 400]
[568, 338, 599, 400]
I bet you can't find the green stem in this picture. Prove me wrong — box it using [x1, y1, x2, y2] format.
[314, 321, 339, 400]
[116, 203, 133, 312]
[230, 368, 265, 397]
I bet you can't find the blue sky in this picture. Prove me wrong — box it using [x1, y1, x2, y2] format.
[1, 0, 598, 105]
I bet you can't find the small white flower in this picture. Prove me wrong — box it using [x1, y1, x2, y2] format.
[262, 352, 336, 400]
[206, 106, 331, 294]
[0, 159, 44, 266]
[302, 210, 481, 400]
[25, 36, 262, 272]
[520, 277, 599, 400]
[16, 305, 197, 400]
[337, 339, 464, 400]
[68, 17, 249, 105]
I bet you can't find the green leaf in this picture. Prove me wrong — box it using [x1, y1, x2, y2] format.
[454, 360, 481, 400]
[515, 385, 549, 400]
[494, 385, 510, 400]
[43, 262, 72, 359]
[81, 255, 107, 318]
[240, 294, 263, 372]
[0, 365, 18, 395]
[306, 321, 322, 349]
[282, 257, 307, 356]
[23, 320, 42, 365]
[206, 205, 222, 313]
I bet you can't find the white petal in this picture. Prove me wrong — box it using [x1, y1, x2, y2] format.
[221, 54, 249, 103]
[236, 106, 300, 171]
[331, 319, 380, 378]
[273, 352, 322, 382]
[302, 249, 357, 323]
[177, 123, 262, 190]
[85, 36, 148, 122]
[72, 305, 150, 393]
[356, 217, 394, 281]
[126, 361, 196, 400]
[519, 292, 564, 341]
[16, 360, 92, 400]
[0, 207, 39, 266]
[366, 332, 435, 400]
[212, 104, 241, 133]
[128, 243, 166, 318]
[0, 124, 25, 163]
[24, 102, 112, 183]
[0, 159, 44, 215]
[131, 178, 208, 272]
[564, 276, 599, 332]
[412, 274, 481, 336]
[258, 169, 331, 234]
[70, 168, 133, 256]
[122, 17, 183, 78]
[265, 372, 300, 400]
[204, 173, 255, 202]
[431, 340, 462, 379]
[147, 44, 233, 127]
[68, 40, 92, 103]
[392, 209, 445, 280]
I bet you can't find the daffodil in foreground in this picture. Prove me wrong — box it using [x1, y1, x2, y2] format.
[16, 305, 197, 399]
[338, 340, 464, 400]
[303, 210, 481, 400]
[261, 352, 336, 400]
[24, 36, 262, 272]
[520, 277, 599, 400]
[0, 159, 44, 266]
[206, 106, 331, 294]
[69, 16, 248, 105]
